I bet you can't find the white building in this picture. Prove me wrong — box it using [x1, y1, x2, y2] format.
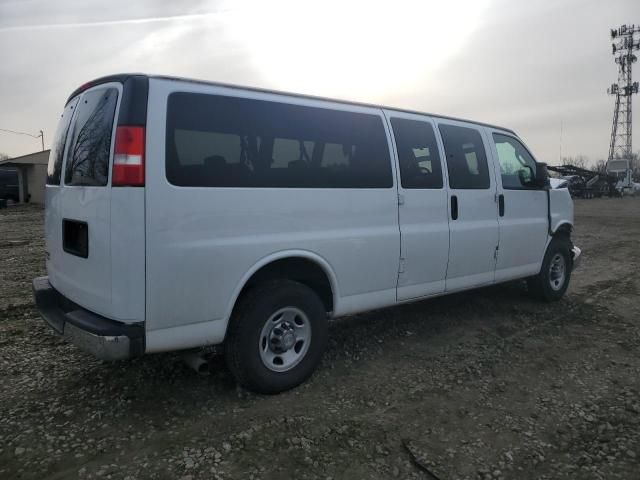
[0, 150, 50, 204]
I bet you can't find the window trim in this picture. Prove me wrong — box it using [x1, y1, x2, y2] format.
[61, 82, 122, 188]
[492, 132, 542, 191]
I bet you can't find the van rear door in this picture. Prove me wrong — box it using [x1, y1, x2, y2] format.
[45, 78, 147, 323]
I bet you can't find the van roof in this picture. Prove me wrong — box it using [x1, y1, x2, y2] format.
[67, 73, 516, 135]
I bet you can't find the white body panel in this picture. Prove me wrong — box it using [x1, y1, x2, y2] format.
[384, 110, 449, 301]
[109, 188, 146, 322]
[494, 187, 548, 281]
[46, 185, 113, 317]
[549, 187, 574, 234]
[45, 82, 146, 324]
[46, 83, 114, 319]
[437, 120, 499, 291]
[486, 129, 549, 282]
[144, 79, 400, 351]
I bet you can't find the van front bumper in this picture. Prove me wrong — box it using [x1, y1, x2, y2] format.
[32, 276, 144, 361]
[572, 246, 582, 269]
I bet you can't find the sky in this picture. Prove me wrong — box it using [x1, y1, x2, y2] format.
[0, 0, 639, 166]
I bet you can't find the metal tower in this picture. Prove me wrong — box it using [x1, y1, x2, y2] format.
[607, 25, 640, 178]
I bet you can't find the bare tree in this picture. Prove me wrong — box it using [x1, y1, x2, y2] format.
[594, 159, 607, 174]
[562, 155, 589, 169]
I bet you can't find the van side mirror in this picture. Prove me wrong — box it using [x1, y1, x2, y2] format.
[519, 163, 549, 189]
[533, 162, 550, 189]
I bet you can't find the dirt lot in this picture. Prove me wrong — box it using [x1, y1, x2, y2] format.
[1, 198, 639, 480]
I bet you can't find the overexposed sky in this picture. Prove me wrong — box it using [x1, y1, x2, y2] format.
[0, 0, 638, 165]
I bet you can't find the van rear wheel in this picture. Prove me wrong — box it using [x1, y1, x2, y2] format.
[225, 280, 328, 394]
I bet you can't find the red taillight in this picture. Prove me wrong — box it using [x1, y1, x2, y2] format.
[112, 126, 145, 186]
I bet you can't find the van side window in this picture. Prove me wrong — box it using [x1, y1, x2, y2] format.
[47, 97, 80, 185]
[174, 131, 241, 167]
[492, 133, 537, 189]
[166, 93, 393, 188]
[438, 124, 490, 189]
[390, 118, 443, 189]
[65, 88, 119, 186]
[272, 139, 315, 169]
[321, 143, 352, 167]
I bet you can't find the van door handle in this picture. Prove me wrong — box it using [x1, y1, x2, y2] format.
[498, 194, 505, 217]
[451, 195, 458, 220]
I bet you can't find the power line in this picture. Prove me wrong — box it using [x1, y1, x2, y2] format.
[0, 128, 45, 151]
[0, 128, 40, 138]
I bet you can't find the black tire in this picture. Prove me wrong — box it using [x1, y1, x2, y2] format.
[225, 279, 328, 394]
[527, 236, 573, 302]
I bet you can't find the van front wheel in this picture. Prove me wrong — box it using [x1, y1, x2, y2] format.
[225, 280, 328, 394]
[527, 236, 573, 302]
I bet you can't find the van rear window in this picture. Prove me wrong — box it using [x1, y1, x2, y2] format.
[47, 97, 80, 185]
[64, 88, 118, 186]
[166, 93, 392, 188]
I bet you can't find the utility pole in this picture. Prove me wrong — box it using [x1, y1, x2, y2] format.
[607, 24, 640, 191]
[559, 119, 563, 164]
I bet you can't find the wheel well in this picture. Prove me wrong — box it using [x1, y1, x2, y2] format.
[238, 257, 334, 312]
[553, 223, 572, 239]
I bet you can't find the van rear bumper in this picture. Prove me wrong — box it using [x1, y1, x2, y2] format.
[32, 276, 144, 360]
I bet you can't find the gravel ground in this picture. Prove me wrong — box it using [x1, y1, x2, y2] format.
[1, 198, 639, 480]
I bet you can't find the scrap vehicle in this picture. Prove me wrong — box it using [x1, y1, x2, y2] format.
[547, 164, 618, 198]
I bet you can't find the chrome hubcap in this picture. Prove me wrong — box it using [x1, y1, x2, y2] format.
[259, 307, 311, 372]
[549, 253, 566, 291]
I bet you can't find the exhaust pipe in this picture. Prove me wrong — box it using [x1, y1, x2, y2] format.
[182, 350, 209, 375]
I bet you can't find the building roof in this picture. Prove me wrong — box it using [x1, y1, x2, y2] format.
[0, 149, 50, 167]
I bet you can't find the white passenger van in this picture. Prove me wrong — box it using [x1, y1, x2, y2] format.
[33, 74, 581, 393]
